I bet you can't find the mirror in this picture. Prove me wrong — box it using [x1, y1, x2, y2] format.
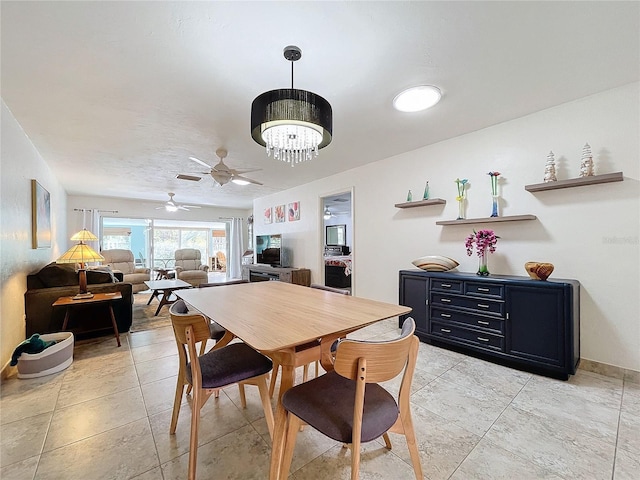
[326, 224, 346, 246]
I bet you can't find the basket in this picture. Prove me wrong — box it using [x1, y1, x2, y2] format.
[16, 332, 74, 379]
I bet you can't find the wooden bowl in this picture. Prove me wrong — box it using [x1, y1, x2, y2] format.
[525, 262, 554, 281]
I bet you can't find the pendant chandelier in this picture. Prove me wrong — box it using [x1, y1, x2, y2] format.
[251, 45, 332, 166]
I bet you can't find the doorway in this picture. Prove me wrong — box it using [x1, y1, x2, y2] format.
[320, 189, 354, 293]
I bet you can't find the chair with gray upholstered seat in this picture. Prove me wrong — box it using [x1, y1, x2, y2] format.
[277, 317, 423, 480]
[169, 299, 274, 480]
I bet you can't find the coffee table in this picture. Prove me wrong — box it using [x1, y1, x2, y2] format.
[144, 279, 192, 316]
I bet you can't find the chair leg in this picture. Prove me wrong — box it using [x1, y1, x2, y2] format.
[400, 411, 423, 479]
[239, 383, 247, 408]
[302, 363, 309, 383]
[188, 388, 202, 480]
[383, 432, 392, 449]
[268, 363, 280, 398]
[279, 412, 301, 480]
[170, 378, 185, 434]
[314, 360, 320, 378]
[350, 437, 361, 480]
[256, 376, 275, 439]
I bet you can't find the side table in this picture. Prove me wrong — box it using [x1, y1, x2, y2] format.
[52, 292, 123, 347]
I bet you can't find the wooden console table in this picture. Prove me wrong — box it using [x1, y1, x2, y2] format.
[53, 292, 123, 347]
[241, 265, 311, 286]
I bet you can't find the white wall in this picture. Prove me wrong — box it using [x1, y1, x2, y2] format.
[254, 83, 640, 371]
[0, 100, 68, 370]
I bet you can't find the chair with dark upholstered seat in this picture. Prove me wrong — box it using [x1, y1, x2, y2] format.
[169, 299, 275, 480]
[277, 317, 423, 480]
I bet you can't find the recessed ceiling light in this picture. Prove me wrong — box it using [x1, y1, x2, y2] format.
[393, 85, 442, 112]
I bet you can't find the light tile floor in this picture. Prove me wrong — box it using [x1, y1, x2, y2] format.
[1, 316, 638, 480]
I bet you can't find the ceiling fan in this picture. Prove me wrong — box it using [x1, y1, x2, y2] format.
[185, 148, 263, 186]
[156, 193, 201, 212]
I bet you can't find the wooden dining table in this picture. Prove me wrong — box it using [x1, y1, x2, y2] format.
[176, 280, 411, 480]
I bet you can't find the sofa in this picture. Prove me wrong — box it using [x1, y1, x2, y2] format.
[100, 249, 150, 293]
[24, 263, 133, 338]
[174, 248, 209, 286]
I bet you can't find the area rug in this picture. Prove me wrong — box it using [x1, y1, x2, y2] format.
[130, 292, 172, 333]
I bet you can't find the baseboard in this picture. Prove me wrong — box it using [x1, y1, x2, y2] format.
[0, 360, 16, 382]
[579, 358, 640, 384]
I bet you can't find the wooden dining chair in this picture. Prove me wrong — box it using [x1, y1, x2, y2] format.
[268, 283, 350, 398]
[277, 317, 423, 480]
[169, 299, 275, 480]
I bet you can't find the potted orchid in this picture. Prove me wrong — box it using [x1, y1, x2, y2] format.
[465, 229, 499, 276]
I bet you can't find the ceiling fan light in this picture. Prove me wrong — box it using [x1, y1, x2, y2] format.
[232, 178, 251, 186]
[165, 205, 178, 212]
[393, 85, 442, 112]
[323, 207, 332, 220]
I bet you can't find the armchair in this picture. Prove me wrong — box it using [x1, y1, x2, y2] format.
[174, 248, 209, 286]
[101, 249, 150, 293]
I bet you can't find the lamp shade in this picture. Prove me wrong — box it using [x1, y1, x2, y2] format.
[70, 228, 99, 242]
[57, 243, 104, 265]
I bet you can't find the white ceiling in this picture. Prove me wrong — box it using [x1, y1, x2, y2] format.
[2, 1, 638, 210]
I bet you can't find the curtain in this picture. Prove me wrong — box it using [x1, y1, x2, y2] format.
[228, 217, 244, 279]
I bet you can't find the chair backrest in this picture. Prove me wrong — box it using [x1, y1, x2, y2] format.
[216, 251, 226, 266]
[101, 249, 135, 274]
[174, 248, 204, 271]
[310, 283, 351, 295]
[169, 299, 211, 346]
[198, 279, 248, 288]
[333, 317, 417, 384]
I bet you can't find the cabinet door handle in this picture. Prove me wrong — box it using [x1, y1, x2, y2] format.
[477, 337, 490, 342]
[441, 298, 451, 303]
[477, 303, 490, 309]
[440, 313, 451, 318]
[441, 283, 452, 288]
[440, 328, 451, 333]
[477, 320, 489, 325]
[477, 287, 490, 292]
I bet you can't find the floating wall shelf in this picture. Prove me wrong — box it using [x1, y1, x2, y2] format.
[525, 172, 624, 192]
[436, 214, 537, 226]
[395, 198, 446, 209]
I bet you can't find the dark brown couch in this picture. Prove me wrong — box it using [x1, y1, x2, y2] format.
[24, 263, 133, 338]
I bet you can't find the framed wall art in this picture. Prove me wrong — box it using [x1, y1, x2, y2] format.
[263, 207, 272, 224]
[288, 201, 300, 221]
[31, 179, 51, 249]
[275, 204, 286, 223]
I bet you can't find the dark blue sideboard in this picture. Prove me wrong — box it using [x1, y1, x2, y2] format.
[399, 270, 580, 380]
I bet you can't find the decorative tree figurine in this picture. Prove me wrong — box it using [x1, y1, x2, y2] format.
[488, 171, 500, 217]
[455, 178, 468, 220]
[544, 151, 557, 182]
[580, 143, 595, 177]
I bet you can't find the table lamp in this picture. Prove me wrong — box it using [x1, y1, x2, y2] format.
[57, 229, 105, 299]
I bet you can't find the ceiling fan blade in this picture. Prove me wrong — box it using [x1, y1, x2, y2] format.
[232, 168, 262, 175]
[233, 175, 263, 186]
[189, 156, 212, 169]
[183, 205, 201, 209]
[178, 206, 189, 211]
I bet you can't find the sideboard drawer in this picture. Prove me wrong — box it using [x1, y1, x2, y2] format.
[465, 281, 504, 298]
[431, 307, 505, 334]
[431, 293, 505, 317]
[430, 278, 463, 294]
[430, 321, 505, 351]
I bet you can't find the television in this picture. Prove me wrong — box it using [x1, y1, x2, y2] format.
[255, 234, 289, 267]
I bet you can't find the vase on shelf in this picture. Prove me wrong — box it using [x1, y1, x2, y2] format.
[491, 195, 499, 217]
[457, 199, 465, 220]
[477, 246, 490, 276]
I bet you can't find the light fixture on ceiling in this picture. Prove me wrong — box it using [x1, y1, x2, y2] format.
[323, 207, 332, 220]
[232, 178, 251, 186]
[251, 45, 332, 165]
[393, 85, 442, 112]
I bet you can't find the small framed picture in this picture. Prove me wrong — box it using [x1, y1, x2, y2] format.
[275, 205, 286, 223]
[32, 179, 51, 249]
[263, 207, 272, 224]
[288, 201, 300, 221]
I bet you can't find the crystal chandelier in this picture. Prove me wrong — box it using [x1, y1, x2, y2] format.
[251, 46, 332, 166]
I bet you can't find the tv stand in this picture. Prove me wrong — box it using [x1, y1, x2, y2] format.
[242, 265, 311, 286]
